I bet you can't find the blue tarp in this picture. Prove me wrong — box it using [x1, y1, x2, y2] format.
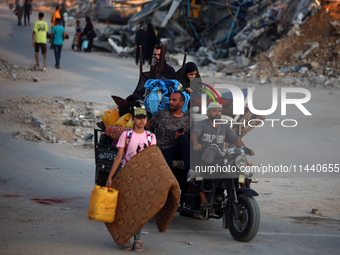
[144, 79, 190, 115]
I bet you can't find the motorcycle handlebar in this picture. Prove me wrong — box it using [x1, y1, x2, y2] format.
[198, 144, 253, 158]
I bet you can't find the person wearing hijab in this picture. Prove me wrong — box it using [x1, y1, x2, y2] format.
[175, 62, 202, 96]
[134, 23, 147, 66]
[15, 0, 24, 26]
[81, 17, 94, 52]
[146, 24, 159, 65]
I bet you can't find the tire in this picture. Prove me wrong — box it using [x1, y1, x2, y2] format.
[228, 194, 260, 242]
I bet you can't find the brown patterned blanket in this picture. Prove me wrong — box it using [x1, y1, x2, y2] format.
[105, 145, 180, 246]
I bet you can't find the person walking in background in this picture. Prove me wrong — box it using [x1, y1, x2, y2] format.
[81, 17, 95, 52]
[23, 0, 32, 26]
[59, 3, 68, 27]
[49, 18, 66, 69]
[134, 23, 147, 66]
[32, 12, 48, 71]
[146, 24, 159, 65]
[50, 5, 60, 49]
[9, 0, 14, 11]
[15, 0, 24, 26]
[51, 5, 60, 28]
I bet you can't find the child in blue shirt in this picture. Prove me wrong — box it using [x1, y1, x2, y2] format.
[49, 18, 66, 69]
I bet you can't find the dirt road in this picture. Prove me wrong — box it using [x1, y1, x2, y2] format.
[0, 3, 339, 255]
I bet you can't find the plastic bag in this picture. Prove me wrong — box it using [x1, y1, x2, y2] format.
[63, 12, 68, 21]
[82, 39, 89, 50]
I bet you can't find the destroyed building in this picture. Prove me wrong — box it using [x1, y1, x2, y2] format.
[91, 1, 317, 56]
[64, 0, 340, 87]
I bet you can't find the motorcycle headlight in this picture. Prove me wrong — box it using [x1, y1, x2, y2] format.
[235, 155, 247, 170]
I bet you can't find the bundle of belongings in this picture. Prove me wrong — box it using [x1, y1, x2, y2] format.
[99, 44, 264, 148]
[144, 79, 190, 115]
[101, 44, 190, 144]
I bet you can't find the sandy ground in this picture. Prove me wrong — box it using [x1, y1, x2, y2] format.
[0, 3, 340, 255]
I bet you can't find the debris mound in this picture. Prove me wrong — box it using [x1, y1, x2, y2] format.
[252, 2, 340, 87]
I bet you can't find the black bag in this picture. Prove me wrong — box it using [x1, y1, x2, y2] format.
[87, 30, 97, 40]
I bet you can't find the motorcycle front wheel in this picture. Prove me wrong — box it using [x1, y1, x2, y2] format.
[228, 194, 260, 242]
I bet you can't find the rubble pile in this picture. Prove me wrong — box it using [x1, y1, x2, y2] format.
[67, 0, 317, 58]
[84, 0, 340, 88]
[0, 97, 102, 144]
[250, 2, 340, 88]
[0, 58, 21, 80]
[0, 58, 48, 82]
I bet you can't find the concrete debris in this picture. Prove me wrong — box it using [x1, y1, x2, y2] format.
[287, 23, 301, 37]
[2, 97, 103, 144]
[108, 38, 134, 56]
[84, 132, 94, 141]
[248, 2, 340, 88]
[311, 208, 322, 215]
[301, 42, 319, 60]
[67, 0, 93, 18]
[280, 64, 311, 73]
[169, 53, 196, 66]
[73, 0, 317, 61]
[195, 47, 216, 66]
[328, 20, 340, 35]
[11, 72, 17, 80]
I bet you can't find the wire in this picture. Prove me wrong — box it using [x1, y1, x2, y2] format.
[225, 0, 244, 25]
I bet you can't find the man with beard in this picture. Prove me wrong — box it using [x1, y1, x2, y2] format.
[191, 102, 254, 154]
[146, 91, 190, 173]
[151, 45, 175, 79]
[191, 102, 254, 209]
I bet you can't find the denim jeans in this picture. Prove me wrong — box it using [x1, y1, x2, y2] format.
[53, 45, 63, 66]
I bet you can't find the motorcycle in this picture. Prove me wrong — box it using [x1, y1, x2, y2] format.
[173, 144, 260, 242]
[94, 127, 260, 242]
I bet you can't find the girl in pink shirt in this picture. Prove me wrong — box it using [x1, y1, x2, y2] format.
[106, 107, 156, 251]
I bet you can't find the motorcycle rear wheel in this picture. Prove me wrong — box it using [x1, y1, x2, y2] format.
[228, 194, 260, 242]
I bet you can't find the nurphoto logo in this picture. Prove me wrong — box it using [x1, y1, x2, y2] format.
[200, 84, 312, 128]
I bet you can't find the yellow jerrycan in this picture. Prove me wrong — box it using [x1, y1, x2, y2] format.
[88, 186, 119, 223]
[125, 116, 133, 128]
[102, 108, 120, 127]
[114, 113, 132, 127]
